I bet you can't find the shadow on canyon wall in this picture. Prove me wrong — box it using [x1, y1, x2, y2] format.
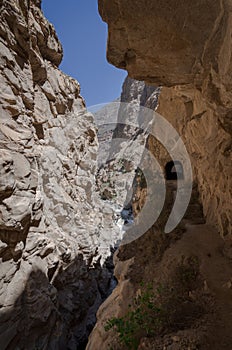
[0, 249, 116, 350]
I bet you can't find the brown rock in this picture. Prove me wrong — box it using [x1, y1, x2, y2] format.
[98, 0, 232, 234]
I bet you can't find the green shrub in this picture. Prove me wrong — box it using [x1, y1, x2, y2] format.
[104, 283, 167, 349]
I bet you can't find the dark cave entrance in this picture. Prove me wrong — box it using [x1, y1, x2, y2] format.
[165, 160, 184, 180]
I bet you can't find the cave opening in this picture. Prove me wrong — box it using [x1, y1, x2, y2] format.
[165, 160, 184, 180]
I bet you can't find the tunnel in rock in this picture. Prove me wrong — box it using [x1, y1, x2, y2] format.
[165, 160, 184, 180]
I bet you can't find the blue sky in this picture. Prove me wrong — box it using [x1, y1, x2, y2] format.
[42, 1, 126, 107]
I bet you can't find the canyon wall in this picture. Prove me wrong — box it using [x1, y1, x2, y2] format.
[0, 0, 231, 348]
[98, 0, 232, 236]
[0, 1, 120, 348]
[87, 1, 232, 349]
[95, 76, 159, 208]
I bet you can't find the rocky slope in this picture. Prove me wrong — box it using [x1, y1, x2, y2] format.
[0, 1, 121, 348]
[87, 1, 232, 349]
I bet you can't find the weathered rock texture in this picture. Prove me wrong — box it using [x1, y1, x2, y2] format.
[0, 1, 120, 348]
[87, 1, 232, 349]
[95, 76, 159, 211]
[88, 221, 232, 350]
[98, 0, 232, 236]
[87, 78, 213, 350]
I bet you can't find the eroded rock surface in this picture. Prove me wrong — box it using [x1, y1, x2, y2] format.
[95, 76, 159, 212]
[0, 1, 121, 348]
[87, 1, 232, 349]
[98, 0, 232, 236]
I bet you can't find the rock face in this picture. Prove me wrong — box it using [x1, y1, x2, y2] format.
[98, 0, 232, 236]
[95, 76, 159, 207]
[98, 0, 231, 87]
[86, 1, 232, 349]
[0, 1, 120, 348]
[88, 221, 232, 350]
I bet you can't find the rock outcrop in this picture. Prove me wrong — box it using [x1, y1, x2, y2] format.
[95, 77, 159, 207]
[87, 1, 232, 349]
[0, 1, 120, 348]
[98, 0, 232, 236]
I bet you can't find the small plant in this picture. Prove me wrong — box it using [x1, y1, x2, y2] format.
[104, 283, 167, 349]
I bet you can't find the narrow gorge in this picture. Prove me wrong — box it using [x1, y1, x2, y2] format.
[0, 1, 232, 350]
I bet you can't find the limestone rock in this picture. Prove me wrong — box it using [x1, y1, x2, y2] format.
[0, 0, 121, 348]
